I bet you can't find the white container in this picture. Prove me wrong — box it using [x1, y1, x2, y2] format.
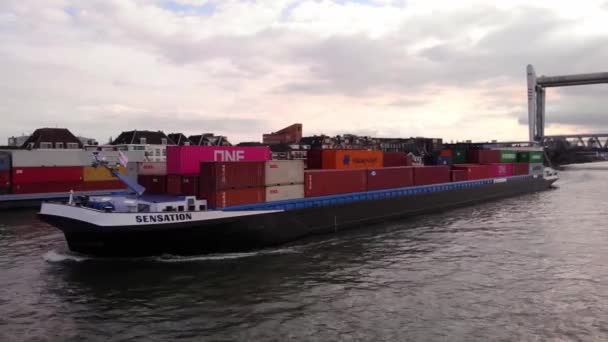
[10, 150, 90, 167]
[265, 160, 304, 186]
[529, 163, 544, 175]
[265, 184, 304, 202]
[137, 162, 167, 175]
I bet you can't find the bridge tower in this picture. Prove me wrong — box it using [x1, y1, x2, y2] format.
[526, 65, 608, 142]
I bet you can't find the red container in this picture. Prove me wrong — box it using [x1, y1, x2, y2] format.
[451, 170, 466, 182]
[78, 180, 126, 191]
[0, 170, 10, 188]
[203, 187, 265, 209]
[12, 181, 83, 194]
[167, 146, 271, 175]
[200, 162, 265, 194]
[181, 175, 199, 196]
[167, 175, 182, 195]
[366, 167, 414, 190]
[12, 167, 83, 184]
[487, 163, 513, 178]
[439, 149, 453, 157]
[467, 150, 500, 164]
[512, 162, 529, 176]
[304, 169, 367, 197]
[138, 175, 167, 194]
[452, 164, 490, 180]
[413, 166, 450, 186]
[306, 150, 322, 169]
[383, 152, 410, 167]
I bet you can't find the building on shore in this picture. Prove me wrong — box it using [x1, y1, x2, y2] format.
[19, 128, 84, 149]
[111, 130, 174, 162]
[263, 123, 302, 145]
[188, 134, 231, 146]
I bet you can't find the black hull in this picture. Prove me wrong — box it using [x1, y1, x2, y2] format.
[39, 178, 556, 257]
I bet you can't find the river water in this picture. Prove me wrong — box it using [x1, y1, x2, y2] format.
[1, 164, 607, 341]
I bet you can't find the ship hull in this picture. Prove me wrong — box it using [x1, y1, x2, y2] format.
[39, 177, 556, 257]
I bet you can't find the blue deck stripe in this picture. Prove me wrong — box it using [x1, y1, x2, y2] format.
[223, 175, 535, 212]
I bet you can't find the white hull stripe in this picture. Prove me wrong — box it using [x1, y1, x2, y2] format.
[39, 203, 282, 227]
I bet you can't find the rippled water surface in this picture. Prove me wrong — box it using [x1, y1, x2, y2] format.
[2, 164, 608, 341]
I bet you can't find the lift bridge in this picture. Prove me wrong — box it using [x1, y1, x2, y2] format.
[527, 65, 608, 162]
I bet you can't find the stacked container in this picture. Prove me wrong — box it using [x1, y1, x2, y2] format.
[517, 151, 543, 164]
[0, 152, 11, 194]
[412, 166, 450, 186]
[451, 170, 466, 182]
[366, 167, 414, 191]
[452, 164, 490, 181]
[81, 166, 127, 191]
[265, 160, 305, 202]
[467, 150, 500, 164]
[199, 162, 266, 208]
[306, 149, 323, 169]
[487, 163, 513, 178]
[512, 163, 529, 176]
[452, 149, 467, 164]
[321, 150, 383, 169]
[167, 146, 271, 175]
[11, 166, 84, 194]
[383, 152, 411, 167]
[498, 150, 517, 163]
[137, 175, 167, 194]
[304, 169, 367, 197]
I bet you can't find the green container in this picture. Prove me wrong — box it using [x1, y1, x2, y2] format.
[452, 149, 467, 164]
[499, 150, 517, 163]
[517, 151, 543, 163]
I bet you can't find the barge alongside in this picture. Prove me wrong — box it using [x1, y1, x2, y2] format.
[38, 170, 558, 257]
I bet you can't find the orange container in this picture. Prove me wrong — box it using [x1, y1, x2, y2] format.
[439, 149, 453, 157]
[321, 150, 383, 169]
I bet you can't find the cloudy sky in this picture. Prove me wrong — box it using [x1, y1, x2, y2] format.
[1, 0, 608, 145]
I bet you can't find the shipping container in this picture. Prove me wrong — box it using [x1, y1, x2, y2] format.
[451, 170, 466, 182]
[452, 164, 490, 180]
[12, 166, 83, 184]
[498, 150, 517, 163]
[200, 162, 265, 196]
[167, 146, 271, 175]
[413, 166, 450, 186]
[517, 151, 543, 163]
[512, 162, 529, 176]
[306, 149, 323, 169]
[452, 149, 467, 164]
[78, 180, 127, 191]
[366, 167, 414, 191]
[181, 175, 199, 197]
[467, 149, 500, 164]
[203, 187, 265, 209]
[439, 149, 453, 157]
[0, 170, 10, 188]
[266, 184, 305, 202]
[12, 181, 83, 194]
[83, 166, 127, 182]
[167, 175, 182, 195]
[487, 163, 513, 178]
[0, 188, 9, 195]
[383, 152, 410, 167]
[436, 156, 453, 166]
[321, 150, 383, 169]
[137, 175, 167, 194]
[304, 169, 367, 197]
[10, 150, 90, 167]
[137, 162, 167, 176]
[529, 163, 544, 175]
[0, 152, 11, 171]
[265, 160, 305, 186]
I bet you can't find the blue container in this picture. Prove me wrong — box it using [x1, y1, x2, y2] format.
[0, 152, 11, 172]
[436, 156, 453, 166]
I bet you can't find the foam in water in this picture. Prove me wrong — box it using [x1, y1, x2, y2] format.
[42, 247, 299, 264]
[43, 250, 90, 263]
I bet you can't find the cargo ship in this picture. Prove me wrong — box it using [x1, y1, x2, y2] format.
[38, 146, 559, 257]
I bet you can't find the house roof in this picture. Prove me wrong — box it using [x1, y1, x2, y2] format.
[111, 130, 174, 145]
[21, 128, 83, 148]
[167, 133, 192, 146]
[188, 134, 232, 146]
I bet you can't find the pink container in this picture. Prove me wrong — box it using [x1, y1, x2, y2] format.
[167, 146, 271, 175]
[487, 163, 513, 178]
